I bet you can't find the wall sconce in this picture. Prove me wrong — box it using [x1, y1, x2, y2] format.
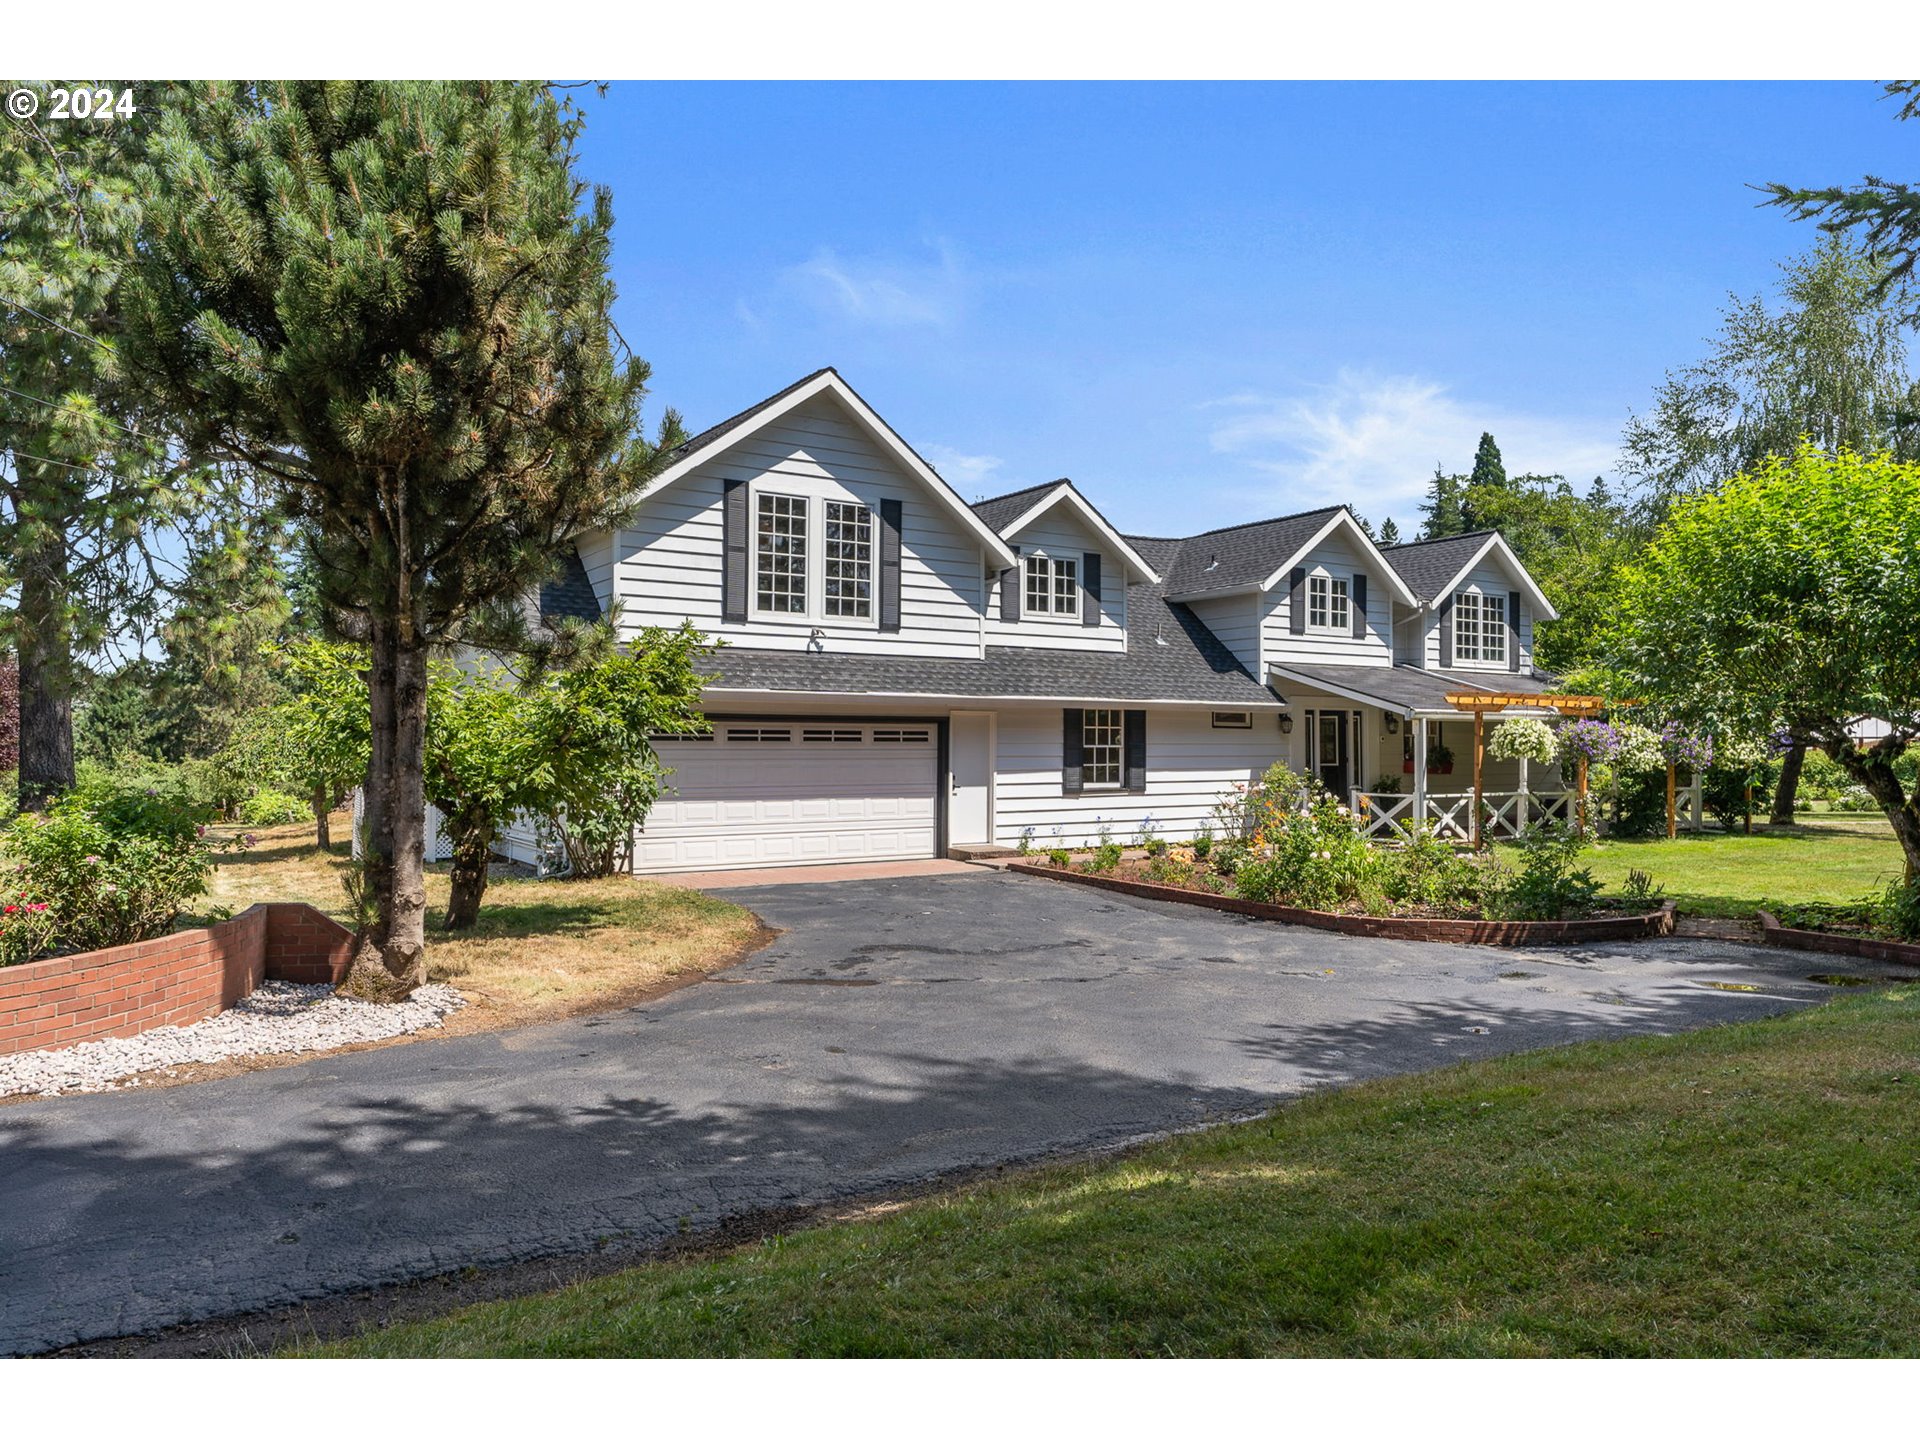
[1385, 713, 1400, 735]
[1278, 712, 1294, 735]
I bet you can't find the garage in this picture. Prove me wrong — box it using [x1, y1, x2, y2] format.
[633, 720, 941, 872]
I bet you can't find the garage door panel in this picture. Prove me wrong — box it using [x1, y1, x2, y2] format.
[636, 724, 938, 873]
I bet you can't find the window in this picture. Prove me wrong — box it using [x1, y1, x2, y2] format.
[823, 501, 872, 618]
[1022, 554, 1079, 617]
[1454, 590, 1507, 663]
[1308, 574, 1349, 630]
[755, 494, 808, 614]
[726, 727, 792, 742]
[802, 728, 863, 743]
[872, 728, 931, 743]
[1082, 708, 1122, 788]
[1211, 711, 1253, 730]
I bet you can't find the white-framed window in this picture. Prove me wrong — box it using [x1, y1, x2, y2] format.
[1023, 554, 1079, 617]
[1454, 590, 1507, 664]
[1082, 708, 1122, 788]
[755, 493, 808, 614]
[1211, 711, 1253, 729]
[1307, 574, 1349, 630]
[823, 500, 873, 619]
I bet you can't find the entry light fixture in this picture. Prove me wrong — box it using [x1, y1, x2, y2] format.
[1385, 713, 1400, 735]
[1277, 712, 1294, 735]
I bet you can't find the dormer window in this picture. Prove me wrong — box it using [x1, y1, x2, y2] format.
[1023, 554, 1079, 617]
[1454, 589, 1507, 663]
[1308, 574, 1349, 631]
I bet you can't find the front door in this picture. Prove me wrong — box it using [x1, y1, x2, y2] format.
[948, 711, 994, 847]
[1316, 710, 1350, 797]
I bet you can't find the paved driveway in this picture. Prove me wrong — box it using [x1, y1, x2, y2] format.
[0, 870, 1881, 1354]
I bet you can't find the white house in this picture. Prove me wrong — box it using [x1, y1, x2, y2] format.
[506, 368, 1573, 873]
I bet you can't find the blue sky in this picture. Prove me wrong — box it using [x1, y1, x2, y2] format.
[577, 81, 1912, 538]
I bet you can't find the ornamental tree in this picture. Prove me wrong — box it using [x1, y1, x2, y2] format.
[122, 82, 678, 997]
[1610, 444, 1920, 878]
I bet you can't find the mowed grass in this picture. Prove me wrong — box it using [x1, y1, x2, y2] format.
[204, 820, 765, 1027]
[307, 988, 1920, 1357]
[1569, 816, 1906, 918]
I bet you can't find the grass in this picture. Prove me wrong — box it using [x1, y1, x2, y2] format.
[1567, 815, 1906, 919]
[305, 987, 1920, 1357]
[205, 819, 765, 1029]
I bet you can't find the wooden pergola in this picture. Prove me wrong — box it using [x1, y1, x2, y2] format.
[1443, 691, 1620, 848]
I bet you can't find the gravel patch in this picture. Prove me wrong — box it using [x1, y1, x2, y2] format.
[0, 981, 466, 1098]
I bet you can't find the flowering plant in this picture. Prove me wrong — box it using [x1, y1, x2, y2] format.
[1232, 790, 1376, 910]
[1658, 722, 1715, 772]
[1487, 717, 1558, 765]
[0, 890, 58, 968]
[1558, 719, 1621, 765]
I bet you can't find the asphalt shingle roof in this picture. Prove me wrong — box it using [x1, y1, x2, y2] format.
[1145, 506, 1346, 597]
[968, 480, 1068, 533]
[664, 367, 835, 464]
[1379, 532, 1496, 602]
[1266, 661, 1558, 713]
[536, 547, 602, 624]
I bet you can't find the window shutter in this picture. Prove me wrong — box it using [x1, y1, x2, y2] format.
[1508, 590, 1523, 672]
[1351, 573, 1368, 639]
[1289, 566, 1306, 634]
[722, 479, 749, 624]
[879, 498, 903, 633]
[1000, 544, 1022, 623]
[1438, 594, 1454, 668]
[1081, 552, 1102, 628]
[1061, 708, 1084, 794]
[1123, 709, 1148, 794]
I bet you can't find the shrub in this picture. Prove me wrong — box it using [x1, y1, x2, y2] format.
[1087, 842, 1122, 873]
[1703, 761, 1775, 832]
[1833, 785, 1878, 813]
[1213, 762, 1315, 842]
[239, 789, 310, 826]
[1191, 824, 1214, 861]
[1144, 838, 1169, 858]
[1486, 824, 1601, 922]
[1045, 848, 1071, 868]
[1377, 825, 1490, 915]
[1231, 791, 1375, 911]
[0, 890, 56, 967]
[1623, 867, 1665, 904]
[1878, 877, 1920, 941]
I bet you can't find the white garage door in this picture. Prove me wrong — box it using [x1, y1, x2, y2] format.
[634, 721, 939, 872]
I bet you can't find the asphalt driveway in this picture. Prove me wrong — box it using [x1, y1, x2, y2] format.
[0, 869, 1882, 1354]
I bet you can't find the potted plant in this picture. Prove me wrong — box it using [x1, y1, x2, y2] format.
[1429, 743, 1455, 775]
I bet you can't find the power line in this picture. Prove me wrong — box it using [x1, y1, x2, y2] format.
[0, 380, 145, 440]
[0, 299, 120, 358]
[1, 446, 105, 474]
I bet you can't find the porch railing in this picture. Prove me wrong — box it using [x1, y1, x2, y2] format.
[1351, 789, 1575, 844]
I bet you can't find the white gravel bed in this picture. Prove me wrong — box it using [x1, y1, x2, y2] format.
[0, 981, 466, 1099]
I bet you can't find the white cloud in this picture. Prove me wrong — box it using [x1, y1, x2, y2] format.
[922, 444, 1004, 496]
[782, 240, 966, 328]
[1204, 369, 1621, 526]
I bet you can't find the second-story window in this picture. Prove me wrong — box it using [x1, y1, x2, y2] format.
[755, 493, 808, 614]
[823, 501, 873, 618]
[1308, 574, 1349, 630]
[1454, 590, 1506, 663]
[1023, 554, 1079, 617]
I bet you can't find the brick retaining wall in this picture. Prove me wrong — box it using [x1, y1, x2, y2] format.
[0, 904, 354, 1057]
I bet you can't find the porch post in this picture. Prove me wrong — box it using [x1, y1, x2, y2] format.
[1413, 713, 1429, 835]
[1666, 760, 1677, 839]
[1517, 750, 1530, 834]
[1689, 767, 1705, 833]
[1472, 710, 1486, 850]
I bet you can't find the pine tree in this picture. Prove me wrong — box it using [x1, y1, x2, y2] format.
[124, 82, 680, 998]
[1418, 465, 1465, 539]
[1378, 516, 1402, 547]
[1352, 512, 1376, 541]
[1469, 432, 1508, 490]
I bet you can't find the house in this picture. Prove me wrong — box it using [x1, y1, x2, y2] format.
[512, 368, 1571, 873]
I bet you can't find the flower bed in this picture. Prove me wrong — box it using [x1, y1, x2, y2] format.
[1756, 909, 1920, 967]
[1010, 861, 1678, 945]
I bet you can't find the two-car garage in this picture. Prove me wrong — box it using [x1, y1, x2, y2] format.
[633, 720, 941, 873]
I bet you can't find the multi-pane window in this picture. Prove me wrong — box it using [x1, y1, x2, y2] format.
[1453, 590, 1507, 663]
[755, 493, 808, 613]
[1082, 708, 1122, 788]
[823, 500, 873, 618]
[1023, 554, 1080, 616]
[1308, 574, 1349, 630]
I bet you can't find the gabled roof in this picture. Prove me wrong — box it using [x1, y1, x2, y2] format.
[645, 369, 1018, 568]
[1268, 661, 1560, 717]
[1382, 531, 1559, 620]
[969, 479, 1161, 583]
[1147, 505, 1420, 606]
[537, 547, 602, 624]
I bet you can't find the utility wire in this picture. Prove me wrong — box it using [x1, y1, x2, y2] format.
[0, 380, 145, 439]
[0, 299, 121, 357]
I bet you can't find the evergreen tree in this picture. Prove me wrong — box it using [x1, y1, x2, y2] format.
[1352, 512, 1376, 541]
[1469, 432, 1508, 489]
[1378, 516, 1402, 547]
[124, 82, 680, 998]
[1417, 465, 1466, 539]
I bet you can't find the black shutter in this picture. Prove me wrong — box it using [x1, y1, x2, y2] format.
[879, 498, 903, 633]
[1061, 708, 1084, 795]
[1289, 566, 1306, 634]
[1000, 545, 1022, 623]
[1351, 572, 1368, 639]
[1123, 709, 1148, 794]
[722, 479, 749, 624]
[1081, 552, 1102, 628]
[1508, 590, 1523, 672]
[1438, 594, 1454, 668]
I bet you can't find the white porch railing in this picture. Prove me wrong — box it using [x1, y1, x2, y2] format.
[1351, 789, 1576, 844]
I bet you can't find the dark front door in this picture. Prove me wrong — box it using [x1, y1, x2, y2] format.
[1316, 710, 1350, 797]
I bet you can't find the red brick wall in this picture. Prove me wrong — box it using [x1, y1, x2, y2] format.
[0, 903, 355, 1057]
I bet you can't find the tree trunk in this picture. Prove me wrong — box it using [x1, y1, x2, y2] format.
[1826, 739, 1920, 883]
[1770, 741, 1807, 826]
[15, 550, 74, 812]
[443, 809, 494, 931]
[312, 783, 331, 849]
[340, 617, 428, 1001]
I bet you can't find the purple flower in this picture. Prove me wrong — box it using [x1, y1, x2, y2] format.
[1560, 719, 1622, 764]
[1659, 721, 1714, 771]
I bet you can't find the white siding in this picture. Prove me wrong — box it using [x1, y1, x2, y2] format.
[1185, 594, 1261, 674]
[576, 528, 617, 617]
[1259, 533, 1395, 669]
[611, 395, 987, 658]
[993, 706, 1284, 846]
[1422, 556, 1537, 672]
[985, 506, 1127, 653]
[1390, 602, 1426, 666]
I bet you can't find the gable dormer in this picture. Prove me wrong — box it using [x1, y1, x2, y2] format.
[1381, 530, 1559, 675]
[974, 481, 1160, 654]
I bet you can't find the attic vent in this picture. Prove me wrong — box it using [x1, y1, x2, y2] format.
[1154, 635, 1169, 647]
[1205, 555, 1219, 571]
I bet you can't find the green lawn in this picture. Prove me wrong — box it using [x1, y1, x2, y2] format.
[1570, 815, 1905, 918]
[306, 987, 1920, 1357]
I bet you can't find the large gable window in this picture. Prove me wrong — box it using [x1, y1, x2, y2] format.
[755, 493, 809, 614]
[823, 500, 873, 618]
[1023, 554, 1080, 617]
[1082, 708, 1122, 788]
[1453, 590, 1506, 664]
[1308, 574, 1350, 631]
